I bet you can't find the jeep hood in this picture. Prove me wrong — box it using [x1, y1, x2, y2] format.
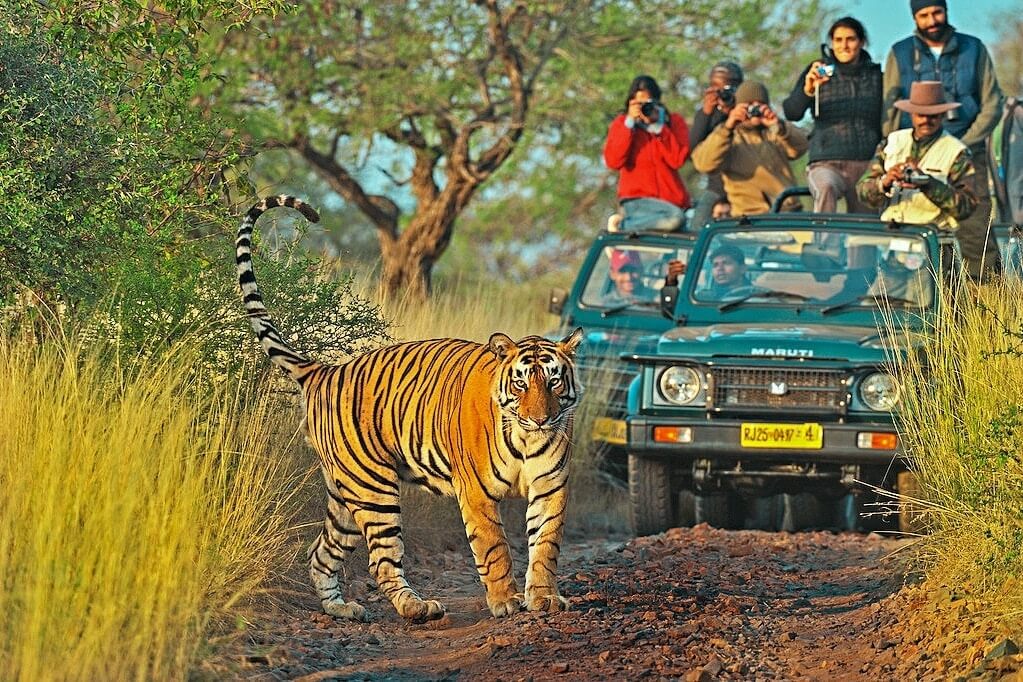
[580, 328, 664, 361]
[657, 323, 893, 362]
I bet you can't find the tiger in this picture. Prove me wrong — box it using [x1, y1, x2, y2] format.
[235, 195, 584, 622]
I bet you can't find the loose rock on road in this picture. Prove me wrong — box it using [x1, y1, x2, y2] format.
[215, 524, 937, 681]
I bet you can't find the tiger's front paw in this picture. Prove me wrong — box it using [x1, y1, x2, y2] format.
[526, 589, 569, 613]
[399, 598, 446, 623]
[322, 599, 369, 622]
[487, 592, 524, 618]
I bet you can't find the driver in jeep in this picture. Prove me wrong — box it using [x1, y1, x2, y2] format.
[704, 244, 752, 298]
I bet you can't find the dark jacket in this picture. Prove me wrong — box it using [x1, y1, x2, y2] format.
[690, 108, 728, 148]
[883, 29, 1004, 148]
[782, 51, 883, 163]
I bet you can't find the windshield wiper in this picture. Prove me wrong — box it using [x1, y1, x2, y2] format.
[600, 300, 658, 317]
[821, 295, 918, 315]
[717, 289, 811, 313]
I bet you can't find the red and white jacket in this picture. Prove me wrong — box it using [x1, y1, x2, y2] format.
[602, 112, 692, 209]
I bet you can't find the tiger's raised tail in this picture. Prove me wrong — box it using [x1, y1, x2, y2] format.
[235, 195, 322, 383]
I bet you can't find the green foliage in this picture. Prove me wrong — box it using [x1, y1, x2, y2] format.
[2, 2, 388, 371]
[208, 0, 823, 282]
[77, 233, 391, 385]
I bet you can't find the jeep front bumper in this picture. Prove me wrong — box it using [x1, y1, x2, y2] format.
[628, 416, 904, 466]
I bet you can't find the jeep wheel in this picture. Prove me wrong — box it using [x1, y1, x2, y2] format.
[897, 471, 928, 534]
[748, 493, 828, 531]
[628, 454, 675, 536]
[694, 492, 739, 528]
[780, 492, 826, 532]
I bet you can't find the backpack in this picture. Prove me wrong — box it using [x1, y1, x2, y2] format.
[989, 97, 1023, 225]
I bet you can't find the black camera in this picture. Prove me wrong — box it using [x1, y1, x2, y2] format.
[901, 167, 932, 186]
[717, 85, 736, 106]
[640, 100, 660, 118]
[747, 104, 764, 117]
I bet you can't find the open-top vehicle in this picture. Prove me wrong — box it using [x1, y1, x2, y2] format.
[548, 228, 696, 479]
[625, 213, 961, 533]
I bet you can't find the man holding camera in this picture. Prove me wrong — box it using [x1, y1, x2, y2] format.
[882, 0, 1003, 279]
[691, 81, 808, 216]
[689, 62, 744, 228]
[857, 81, 976, 230]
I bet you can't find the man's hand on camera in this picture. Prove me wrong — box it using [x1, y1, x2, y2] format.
[724, 103, 747, 130]
[702, 86, 720, 115]
[760, 104, 779, 126]
[881, 162, 907, 191]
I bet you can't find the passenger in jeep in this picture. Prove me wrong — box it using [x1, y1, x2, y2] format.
[605, 249, 686, 306]
[867, 248, 932, 304]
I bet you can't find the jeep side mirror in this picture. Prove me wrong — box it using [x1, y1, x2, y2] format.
[548, 288, 567, 316]
[660, 285, 678, 320]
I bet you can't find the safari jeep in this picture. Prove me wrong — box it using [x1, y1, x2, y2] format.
[547, 228, 696, 480]
[624, 214, 960, 534]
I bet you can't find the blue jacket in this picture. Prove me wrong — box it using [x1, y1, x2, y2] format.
[883, 30, 1004, 149]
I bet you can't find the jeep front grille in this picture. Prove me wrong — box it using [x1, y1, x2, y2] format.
[710, 367, 848, 413]
[577, 357, 635, 418]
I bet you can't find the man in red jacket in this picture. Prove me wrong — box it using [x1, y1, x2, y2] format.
[603, 75, 691, 232]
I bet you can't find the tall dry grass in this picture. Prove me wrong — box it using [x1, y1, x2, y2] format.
[0, 333, 304, 680]
[887, 276, 1023, 629]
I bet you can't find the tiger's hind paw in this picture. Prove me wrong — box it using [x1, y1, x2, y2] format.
[487, 593, 525, 618]
[526, 592, 569, 613]
[401, 598, 446, 623]
[322, 599, 369, 622]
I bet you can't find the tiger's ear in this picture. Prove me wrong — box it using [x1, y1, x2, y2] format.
[560, 327, 584, 357]
[487, 332, 517, 359]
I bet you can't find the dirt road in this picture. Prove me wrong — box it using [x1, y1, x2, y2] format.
[209, 524, 960, 681]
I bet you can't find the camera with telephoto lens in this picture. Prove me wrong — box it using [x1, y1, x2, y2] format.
[640, 100, 660, 118]
[717, 85, 736, 106]
[815, 63, 835, 78]
[901, 167, 931, 186]
[747, 103, 764, 117]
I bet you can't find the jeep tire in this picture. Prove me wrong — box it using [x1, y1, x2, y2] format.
[694, 492, 740, 528]
[628, 454, 675, 536]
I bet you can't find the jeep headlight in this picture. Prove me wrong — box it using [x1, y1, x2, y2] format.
[658, 366, 702, 405]
[859, 372, 900, 411]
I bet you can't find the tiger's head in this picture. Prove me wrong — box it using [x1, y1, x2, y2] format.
[487, 328, 584, 433]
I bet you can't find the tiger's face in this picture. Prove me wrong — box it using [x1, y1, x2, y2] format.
[488, 328, 584, 432]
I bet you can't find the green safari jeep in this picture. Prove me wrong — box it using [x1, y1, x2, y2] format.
[624, 214, 961, 534]
[547, 228, 696, 479]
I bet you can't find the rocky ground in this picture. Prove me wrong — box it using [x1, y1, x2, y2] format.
[197, 518, 1023, 682]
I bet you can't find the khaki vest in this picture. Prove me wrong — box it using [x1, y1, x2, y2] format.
[880, 129, 965, 229]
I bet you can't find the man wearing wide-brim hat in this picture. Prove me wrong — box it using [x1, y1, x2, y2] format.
[882, 0, 1003, 280]
[857, 80, 977, 230]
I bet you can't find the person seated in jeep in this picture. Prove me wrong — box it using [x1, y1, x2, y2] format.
[702, 244, 751, 298]
[867, 247, 932, 305]
[604, 249, 686, 306]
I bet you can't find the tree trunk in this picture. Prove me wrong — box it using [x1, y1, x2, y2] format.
[377, 179, 476, 302]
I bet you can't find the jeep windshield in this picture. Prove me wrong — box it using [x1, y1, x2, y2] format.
[689, 228, 934, 310]
[580, 244, 691, 313]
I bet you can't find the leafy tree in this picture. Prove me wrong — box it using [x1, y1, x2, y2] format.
[209, 0, 822, 299]
[1, 2, 389, 369]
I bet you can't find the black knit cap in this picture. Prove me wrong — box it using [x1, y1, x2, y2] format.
[911, 0, 946, 14]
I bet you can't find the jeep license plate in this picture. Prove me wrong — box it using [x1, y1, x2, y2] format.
[591, 417, 627, 445]
[740, 423, 823, 449]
